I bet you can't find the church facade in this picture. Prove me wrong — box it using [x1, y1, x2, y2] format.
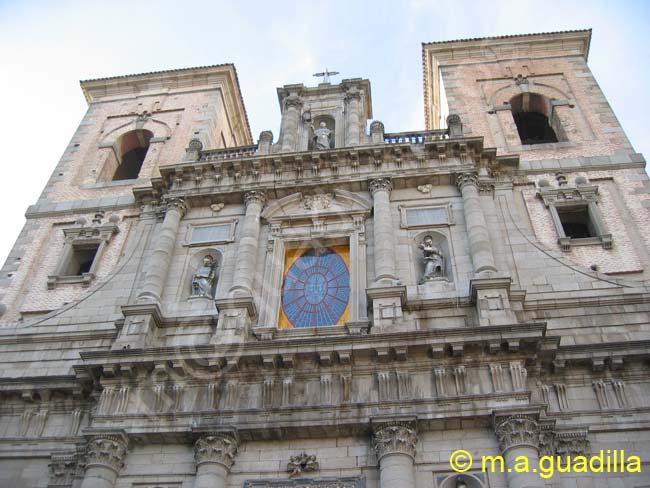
[0, 29, 648, 488]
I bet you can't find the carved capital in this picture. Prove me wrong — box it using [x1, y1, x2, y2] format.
[494, 415, 540, 453]
[85, 433, 129, 473]
[162, 196, 187, 217]
[556, 431, 591, 458]
[344, 91, 362, 103]
[456, 172, 479, 191]
[243, 190, 267, 208]
[372, 421, 417, 461]
[48, 449, 85, 487]
[368, 178, 393, 196]
[194, 432, 239, 469]
[284, 95, 303, 110]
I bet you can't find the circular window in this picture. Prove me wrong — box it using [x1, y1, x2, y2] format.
[281, 248, 350, 328]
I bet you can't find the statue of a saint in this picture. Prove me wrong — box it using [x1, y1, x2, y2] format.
[311, 121, 331, 150]
[419, 235, 445, 283]
[191, 255, 217, 298]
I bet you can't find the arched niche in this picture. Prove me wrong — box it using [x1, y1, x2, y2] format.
[308, 114, 335, 150]
[438, 473, 486, 488]
[185, 248, 222, 300]
[411, 230, 454, 285]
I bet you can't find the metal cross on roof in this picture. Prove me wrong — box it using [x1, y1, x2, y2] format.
[313, 68, 339, 84]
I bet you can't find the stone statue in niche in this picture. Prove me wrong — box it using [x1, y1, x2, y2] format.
[310, 121, 331, 150]
[419, 235, 445, 283]
[191, 255, 217, 298]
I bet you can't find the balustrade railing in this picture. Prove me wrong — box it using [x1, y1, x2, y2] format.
[200, 143, 259, 161]
[383, 129, 449, 144]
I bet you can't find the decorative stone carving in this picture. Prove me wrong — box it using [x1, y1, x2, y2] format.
[85, 434, 129, 473]
[68, 408, 82, 436]
[311, 121, 332, 150]
[556, 431, 591, 458]
[263, 377, 275, 408]
[340, 374, 351, 403]
[509, 361, 527, 391]
[489, 364, 506, 392]
[372, 422, 418, 461]
[302, 193, 331, 211]
[206, 382, 219, 410]
[419, 235, 445, 283]
[19, 410, 33, 437]
[225, 380, 238, 409]
[320, 375, 332, 405]
[194, 432, 239, 469]
[538, 383, 550, 404]
[115, 386, 129, 414]
[282, 377, 293, 407]
[172, 383, 184, 412]
[287, 452, 319, 477]
[368, 178, 392, 195]
[153, 383, 165, 412]
[48, 450, 84, 487]
[99, 387, 115, 415]
[554, 383, 570, 411]
[396, 371, 412, 399]
[377, 371, 392, 401]
[446, 114, 463, 138]
[417, 184, 433, 193]
[191, 255, 217, 298]
[163, 196, 188, 217]
[538, 425, 556, 457]
[494, 415, 540, 453]
[453, 366, 466, 395]
[433, 367, 447, 397]
[612, 380, 629, 408]
[593, 380, 609, 409]
[456, 172, 479, 191]
[244, 190, 267, 207]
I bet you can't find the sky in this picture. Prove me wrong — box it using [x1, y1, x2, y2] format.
[0, 0, 648, 263]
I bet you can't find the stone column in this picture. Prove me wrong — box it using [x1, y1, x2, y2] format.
[494, 415, 544, 488]
[229, 191, 266, 297]
[456, 173, 497, 274]
[193, 432, 239, 488]
[137, 197, 186, 303]
[80, 433, 129, 488]
[372, 422, 417, 488]
[369, 178, 397, 283]
[280, 95, 302, 152]
[345, 91, 362, 146]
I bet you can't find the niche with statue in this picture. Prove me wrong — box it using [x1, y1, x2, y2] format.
[187, 249, 221, 299]
[307, 115, 335, 150]
[412, 231, 453, 286]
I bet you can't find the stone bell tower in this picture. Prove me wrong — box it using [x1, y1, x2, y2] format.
[276, 78, 372, 153]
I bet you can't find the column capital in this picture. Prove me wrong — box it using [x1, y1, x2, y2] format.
[243, 190, 267, 208]
[494, 415, 540, 453]
[344, 91, 362, 103]
[284, 95, 303, 110]
[456, 172, 479, 191]
[371, 421, 417, 461]
[84, 432, 129, 474]
[162, 196, 187, 217]
[194, 432, 240, 469]
[369, 178, 393, 196]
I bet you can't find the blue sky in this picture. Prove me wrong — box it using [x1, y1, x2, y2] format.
[0, 0, 648, 263]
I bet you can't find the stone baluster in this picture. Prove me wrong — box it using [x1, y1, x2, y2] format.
[369, 178, 397, 284]
[494, 415, 544, 488]
[280, 96, 303, 152]
[372, 422, 417, 488]
[193, 432, 239, 488]
[456, 173, 497, 274]
[80, 433, 129, 488]
[229, 191, 266, 296]
[345, 91, 362, 146]
[137, 197, 187, 303]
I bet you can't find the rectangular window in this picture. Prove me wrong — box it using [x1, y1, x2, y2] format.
[63, 244, 100, 276]
[557, 207, 595, 239]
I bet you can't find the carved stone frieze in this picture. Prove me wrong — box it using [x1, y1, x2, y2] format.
[85, 433, 129, 473]
[372, 421, 417, 461]
[194, 432, 239, 469]
[302, 193, 331, 211]
[494, 415, 540, 453]
[287, 452, 319, 477]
